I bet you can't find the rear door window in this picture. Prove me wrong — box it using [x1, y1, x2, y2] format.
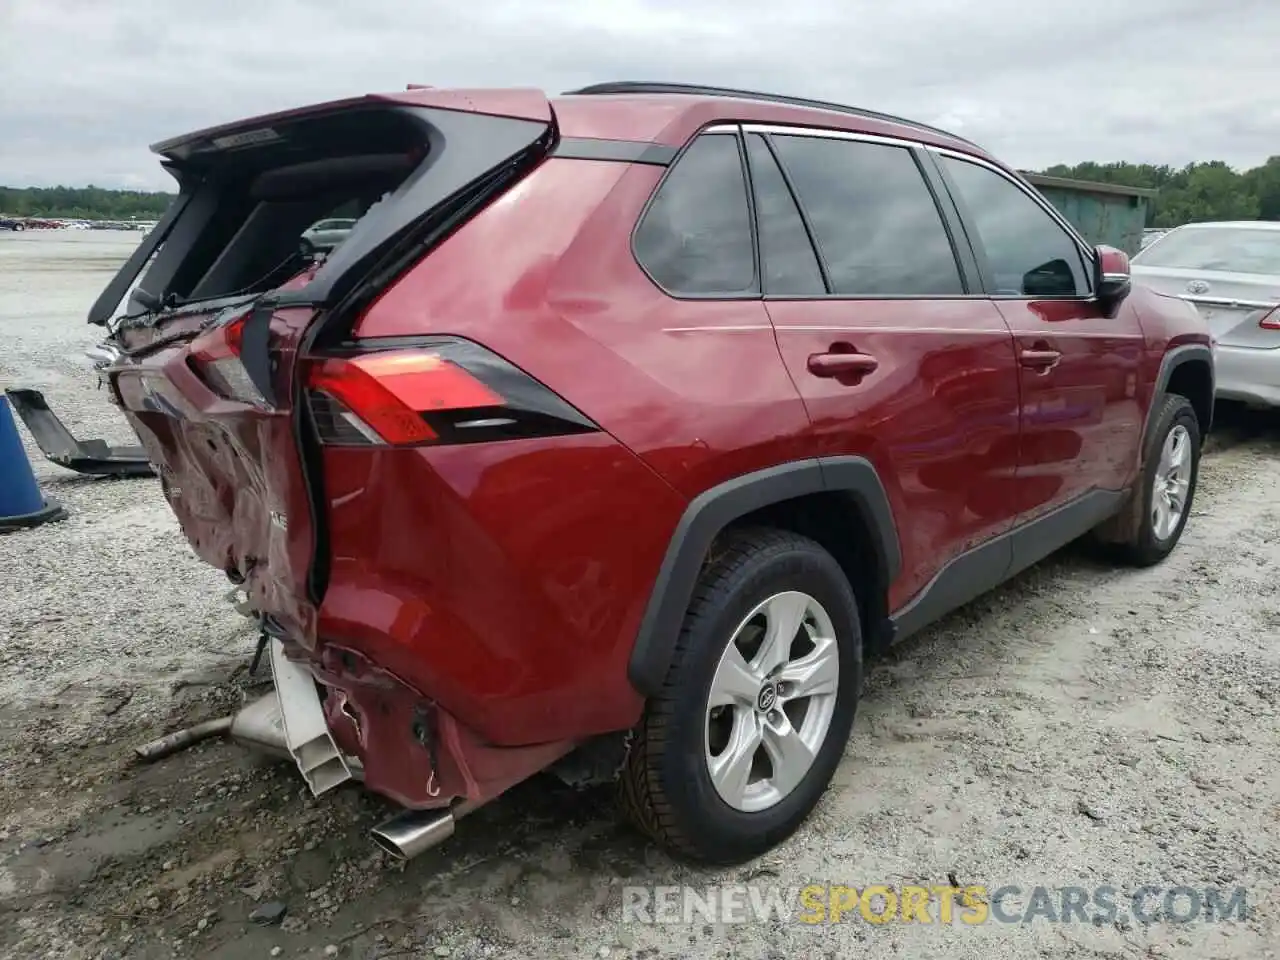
[940, 156, 1090, 297]
[769, 134, 964, 297]
[743, 134, 826, 296]
[633, 133, 757, 295]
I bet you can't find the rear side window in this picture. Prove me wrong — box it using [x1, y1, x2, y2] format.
[940, 157, 1089, 297]
[744, 134, 826, 296]
[770, 135, 964, 297]
[633, 134, 756, 295]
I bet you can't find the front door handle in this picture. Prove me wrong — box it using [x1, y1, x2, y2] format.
[1019, 348, 1061, 372]
[808, 351, 879, 379]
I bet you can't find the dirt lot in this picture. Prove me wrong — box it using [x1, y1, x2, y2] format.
[1, 231, 1278, 960]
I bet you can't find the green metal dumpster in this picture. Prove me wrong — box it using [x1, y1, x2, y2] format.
[1021, 173, 1156, 256]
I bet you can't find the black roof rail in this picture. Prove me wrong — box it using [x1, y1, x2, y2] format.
[563, 81, 981, 149]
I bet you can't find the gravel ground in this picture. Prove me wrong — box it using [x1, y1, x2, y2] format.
[1, 230, 1278, 960]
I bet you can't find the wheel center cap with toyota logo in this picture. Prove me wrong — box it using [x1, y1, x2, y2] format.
[757, 682, 778, 713]
[1186, 279, 1210, 295]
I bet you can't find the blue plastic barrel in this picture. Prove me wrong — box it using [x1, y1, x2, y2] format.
[0, 395, 66, 532]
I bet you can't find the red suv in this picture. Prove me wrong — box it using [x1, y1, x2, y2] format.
[92, 81, 1213, 865]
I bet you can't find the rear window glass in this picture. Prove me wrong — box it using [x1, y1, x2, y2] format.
[633, 134, 756, 295]
[1135, 226, 1280, 275]
[744, 134, 826, 296]
[771, 135, 964, 297]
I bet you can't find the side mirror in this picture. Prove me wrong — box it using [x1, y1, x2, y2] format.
[1023, 258, 1077, 297]
[1094, 245, 1132, 318]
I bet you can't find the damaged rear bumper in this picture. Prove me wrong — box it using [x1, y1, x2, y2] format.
[302, 640, 576, 811]
[226, 682, 472, 860]
[5, 388, 155, 478]
[221, 636, 575, 858]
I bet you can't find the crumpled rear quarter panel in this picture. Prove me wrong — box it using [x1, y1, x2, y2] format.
[315, 431, 687, 747]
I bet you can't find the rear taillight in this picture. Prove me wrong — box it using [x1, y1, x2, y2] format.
[188, 311, 266, 405]
[303, 337, 597, 447]
[1259, 307, 1280, 330]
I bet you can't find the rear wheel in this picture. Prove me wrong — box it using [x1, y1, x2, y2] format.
[1109, 394, 1201, 566]
[619, 529, 862, 864]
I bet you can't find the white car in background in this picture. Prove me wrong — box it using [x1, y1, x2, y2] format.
[1131, 221, 1280, 408]
[299, 217, 358, 255]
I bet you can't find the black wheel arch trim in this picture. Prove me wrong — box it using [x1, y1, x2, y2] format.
[627, 456, 900, 695]
[1144, 343, 1215, 447]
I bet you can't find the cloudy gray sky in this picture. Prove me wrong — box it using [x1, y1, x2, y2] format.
[1, 0, 1276, 190]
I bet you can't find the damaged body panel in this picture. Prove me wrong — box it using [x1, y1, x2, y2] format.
[97, 88, 669, 827]
[110, 302, 322, 645]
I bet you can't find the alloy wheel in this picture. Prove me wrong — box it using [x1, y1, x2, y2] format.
[1151, 423, 1191, 540]
[704, 591, 841, 813]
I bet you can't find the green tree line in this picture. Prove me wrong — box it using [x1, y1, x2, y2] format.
[0, 185, 175, 221]
[5, 155, 1280, 226]
[1036, 157, 1280, 227]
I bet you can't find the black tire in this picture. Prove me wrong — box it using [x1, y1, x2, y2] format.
[619, 528, 862, 864]
[1111, 394, 1201, 566]
[299, 238, 315, 258]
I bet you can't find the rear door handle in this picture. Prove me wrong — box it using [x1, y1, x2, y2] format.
[1019, 348, 1061, 372]
[807, 351, 879, 379]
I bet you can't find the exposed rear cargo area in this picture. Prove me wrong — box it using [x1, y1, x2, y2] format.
[96, 94, 556, 645]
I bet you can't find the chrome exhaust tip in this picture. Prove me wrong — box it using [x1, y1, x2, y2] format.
[371, 807, 457, 861]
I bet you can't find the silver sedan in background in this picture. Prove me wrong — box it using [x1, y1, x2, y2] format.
[1131, 221, 1280, 408]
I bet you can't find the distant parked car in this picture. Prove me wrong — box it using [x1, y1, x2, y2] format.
[1132, 221, 1280, 408]
[0, 217, 25, 231]
[300, 217, 358, 254]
